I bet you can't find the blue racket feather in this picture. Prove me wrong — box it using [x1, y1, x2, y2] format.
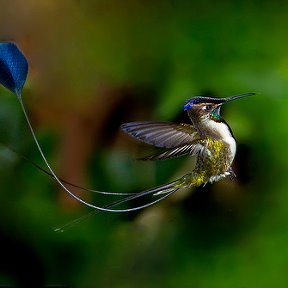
[0, 42, 28, 97]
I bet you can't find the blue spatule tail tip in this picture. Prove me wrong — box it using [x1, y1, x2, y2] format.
[0, 42, 28, 97]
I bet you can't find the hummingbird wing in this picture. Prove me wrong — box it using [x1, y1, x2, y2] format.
[121, 121, 205, 160]
[138, 142, 206, 161]
[121, 121, 200, 148]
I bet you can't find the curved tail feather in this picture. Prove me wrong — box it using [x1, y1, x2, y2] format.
[54, 180, 183, 232]
[20, 98, 189, 213]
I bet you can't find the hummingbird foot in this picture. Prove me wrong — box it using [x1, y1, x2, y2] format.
[228, 167, 237, 180]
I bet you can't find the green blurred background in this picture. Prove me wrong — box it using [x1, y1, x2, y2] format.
[0, 0, 287, 287]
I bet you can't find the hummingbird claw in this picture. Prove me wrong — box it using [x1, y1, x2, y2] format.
[228, 167, 237, 180]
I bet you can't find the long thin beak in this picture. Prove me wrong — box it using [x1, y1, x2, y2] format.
[223, 92, 255, 104]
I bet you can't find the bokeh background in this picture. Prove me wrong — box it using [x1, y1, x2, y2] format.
[0, 0, 287, 287]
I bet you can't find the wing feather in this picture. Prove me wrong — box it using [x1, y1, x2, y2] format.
[139, 142, 206, 161]
[121, 121, 199, 148]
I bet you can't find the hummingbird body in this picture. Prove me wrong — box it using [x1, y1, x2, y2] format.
[186, 137, 234, 185]
[184, 102, 237, 186]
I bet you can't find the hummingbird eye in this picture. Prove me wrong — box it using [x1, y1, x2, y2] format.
[203, 105, 213, 111]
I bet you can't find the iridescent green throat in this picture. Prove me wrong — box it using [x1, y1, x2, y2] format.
[210, 110, 222, 122]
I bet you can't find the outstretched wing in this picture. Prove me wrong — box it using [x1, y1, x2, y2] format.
[121, 121, 206, 160]
[121, 121, 199, 148]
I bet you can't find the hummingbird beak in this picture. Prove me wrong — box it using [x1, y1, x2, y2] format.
[222, 92, 255, 104]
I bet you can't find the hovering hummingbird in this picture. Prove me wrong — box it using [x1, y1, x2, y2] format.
[0, 42, 254, 214]
[121, 92, 254, 188]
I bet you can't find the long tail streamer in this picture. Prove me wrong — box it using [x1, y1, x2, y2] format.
[0, 42, 184, 215]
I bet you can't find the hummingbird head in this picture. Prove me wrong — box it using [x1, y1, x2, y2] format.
[184, 92, 255, 122]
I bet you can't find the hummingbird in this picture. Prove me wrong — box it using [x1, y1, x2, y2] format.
[121, 92, 254, 191]
[0, 42, 254, 214]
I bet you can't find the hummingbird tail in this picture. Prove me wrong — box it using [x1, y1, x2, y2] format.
[151, 181, 181, 196]
[86, 178, 184, 213]
[54, 180, 183, 232]
[16, 99, 186, 213]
